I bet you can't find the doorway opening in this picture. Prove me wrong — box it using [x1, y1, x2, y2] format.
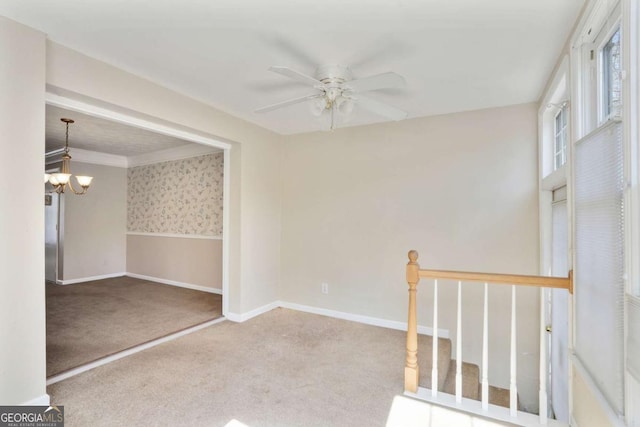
[43, 92, 232, 381]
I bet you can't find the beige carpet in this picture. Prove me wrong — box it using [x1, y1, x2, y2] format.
[48, 309, 406, 426]
[48, 308, 514, 427]
[46, 276, 222, 377]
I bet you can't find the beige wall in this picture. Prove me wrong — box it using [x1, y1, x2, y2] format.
[239, 133, 282, 312]
[280, 103, 541, 410]
[0, 17, 47, 404]
[62, 162, 127, 281]
[46, 41, 283, 315]
[127, 235, 222, 290]
[572, 368, 615, 427]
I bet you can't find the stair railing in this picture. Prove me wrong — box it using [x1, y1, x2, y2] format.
[404, 250, 572, 425]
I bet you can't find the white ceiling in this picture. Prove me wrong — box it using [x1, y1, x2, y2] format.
[4, 0, 584, 135]
[46, 105, 196, 156]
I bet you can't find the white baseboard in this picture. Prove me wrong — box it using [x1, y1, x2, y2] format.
[219, 299, 450, 338]
[126, 272, 222, 294]
[278, 301, 449, 338]
[58, 272, 126, 285]
[226, 301, 280, 323]
[21, 394, 50, 406]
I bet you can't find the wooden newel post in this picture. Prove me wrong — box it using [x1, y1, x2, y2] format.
[405, 250, 420, 392]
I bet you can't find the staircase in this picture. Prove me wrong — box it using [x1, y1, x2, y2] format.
[418, 335, 513, 409]
[403, 251, 573, 425]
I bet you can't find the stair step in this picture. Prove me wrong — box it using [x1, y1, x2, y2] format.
[416, 335, 518, 412]
[478, 384, 516, 410]
[418, 336, 452, 391]
[442, 360, 480, 400]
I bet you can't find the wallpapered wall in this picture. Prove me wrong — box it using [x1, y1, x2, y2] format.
[127, 153, 223, 235]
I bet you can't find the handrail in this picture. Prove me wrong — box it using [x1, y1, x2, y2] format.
[404, 249, 573, 424]
[418, 269, 573, 294]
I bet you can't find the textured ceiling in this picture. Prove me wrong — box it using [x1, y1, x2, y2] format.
[4, 0, 584, 134]
[46, 105, 195, 156]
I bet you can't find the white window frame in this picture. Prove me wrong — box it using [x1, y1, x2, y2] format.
[538, 57, 570, 280]
[597, 22, 623, 125]
[554, 104, 569, 171]
[622, 0, 640, 299]
[621, 0, 640, 420]
[576, 1, 622, 136]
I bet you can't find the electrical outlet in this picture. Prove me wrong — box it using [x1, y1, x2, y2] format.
[321, 282, 329, 294]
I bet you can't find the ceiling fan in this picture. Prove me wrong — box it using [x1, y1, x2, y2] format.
[254, 64, 408, 130]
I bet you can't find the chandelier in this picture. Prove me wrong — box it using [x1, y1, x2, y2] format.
[45, 118, 93, 195]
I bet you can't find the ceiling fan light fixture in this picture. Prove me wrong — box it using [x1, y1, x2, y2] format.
[337, 96, 355, 116]
[325, 87, 341, 103]
[309, 97, 327, 116]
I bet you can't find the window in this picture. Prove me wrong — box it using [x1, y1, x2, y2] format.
[600, 27, 622, 122]
[554, 104, 568, 170]
[539, 56, 569, 179]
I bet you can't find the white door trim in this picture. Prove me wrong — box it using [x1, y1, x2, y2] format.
[45, 93, 232, 150]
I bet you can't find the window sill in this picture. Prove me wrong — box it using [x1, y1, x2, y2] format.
[542, 165, 567, 191]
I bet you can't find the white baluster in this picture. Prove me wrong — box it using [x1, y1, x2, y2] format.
[510, 285, 518, 417]
[456, 280, 462, 403]
[432, 279, 439, 397]
[482, 282, 489, 410]
[539, 288, 548, 424]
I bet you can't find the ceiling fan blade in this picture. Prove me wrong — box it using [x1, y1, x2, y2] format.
[255, 93, 322, 114]
[356, 95, 408, 121]
[271, 36, 320, 69]
[269, 66, 322, 87]
[347, 72, 406, 92]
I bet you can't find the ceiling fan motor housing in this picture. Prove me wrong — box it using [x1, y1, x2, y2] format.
[315, 65, 354, 107]
[315, 64, 352, 84]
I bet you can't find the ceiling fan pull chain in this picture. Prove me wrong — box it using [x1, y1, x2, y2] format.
[330, 102, 335, 130]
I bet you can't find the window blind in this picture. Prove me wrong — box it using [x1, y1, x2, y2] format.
[629, 297, 640, 381]
[574, 120, 625, 414]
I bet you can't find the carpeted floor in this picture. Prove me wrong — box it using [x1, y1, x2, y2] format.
[48, 308, 514, 427]
[46, 276, 222, 377]
[48, 308, 405, 426]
